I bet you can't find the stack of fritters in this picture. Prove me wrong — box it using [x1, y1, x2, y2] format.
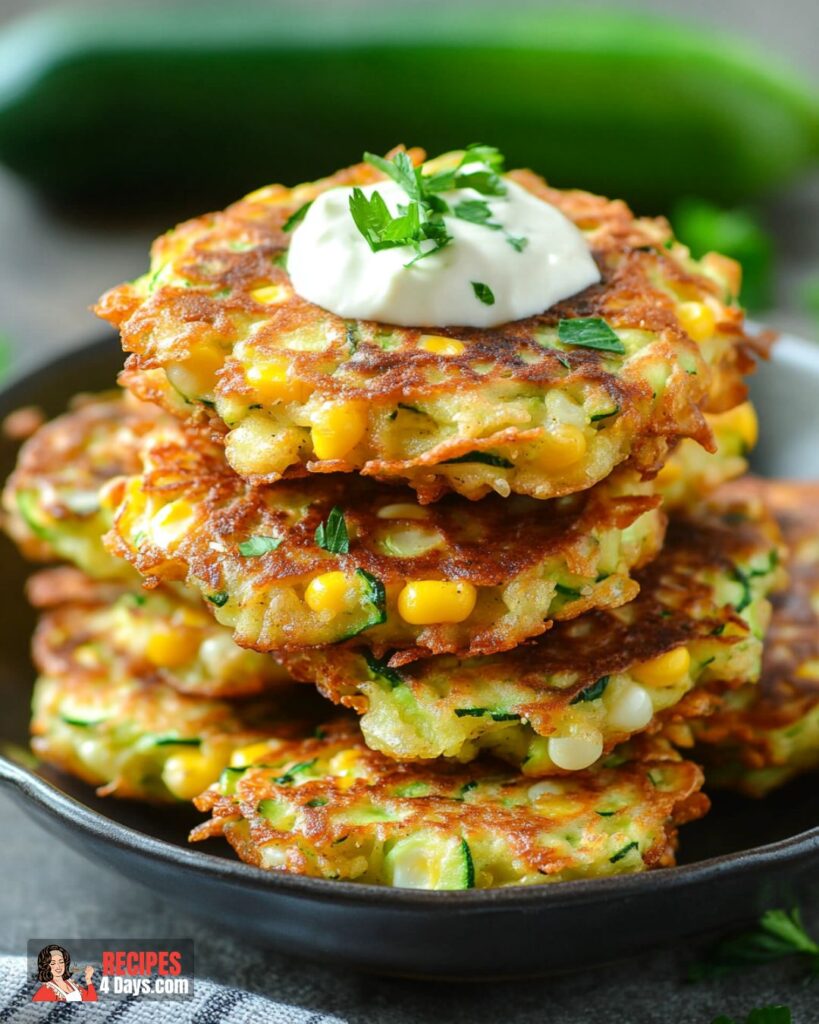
[5, 150, 808, 890]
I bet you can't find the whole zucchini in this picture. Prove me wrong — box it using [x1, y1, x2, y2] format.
[0, 7, 815, 209]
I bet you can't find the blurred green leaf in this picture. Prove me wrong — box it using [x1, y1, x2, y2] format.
[671, 199, 774, 312]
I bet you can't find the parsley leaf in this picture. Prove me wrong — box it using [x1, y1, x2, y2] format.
[364, 150, 421, 201]
[558, 318, 626, 355]
[689, 908, 819, 982]
[506, 235, 528, 252]
[206, 591, 229, 607]
[314, 506, 349, 554]
[570, 676, 610, 704]
[349, 188, 422, 253]
[354, 147, 509, 264]
[453, 199, 501, 230]
[238, 535, 282, 557]
[283, 200, 313, 232]
[472, 281, 495, 306]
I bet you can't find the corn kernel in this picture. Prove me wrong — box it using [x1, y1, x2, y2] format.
[231, 741, 277, 768]
[245, 358, 311, 404]
[166, 344, 224, 400]
[329, 748, 366, 788]
[150, 499, 195, 548]
[250, 284, 289, 305]
[547, 731, 604, 771]
[304, 571, 357, 616]
[397, 580, 477, 625]
[710, 402, 758, 452]
[632, 646, 691, 686]
[162, 749, 225, 800]
[677, 301, 717, 343]
[377, 503, 429, 521]
[536, 424, 587, 472]
[419, 334, 465, 356]
[310, 401, 367, 461]
[145, 627, 201, 668]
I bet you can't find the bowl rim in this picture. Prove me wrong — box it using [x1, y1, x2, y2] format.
[2, 329, 819, 911]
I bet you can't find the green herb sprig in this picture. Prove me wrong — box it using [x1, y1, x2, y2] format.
[350, 145, 510, 266]
[690, 908, 819, 982]
[315, 506, 349, 554]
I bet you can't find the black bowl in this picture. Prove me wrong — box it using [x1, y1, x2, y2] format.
[1, 333, 819, 980]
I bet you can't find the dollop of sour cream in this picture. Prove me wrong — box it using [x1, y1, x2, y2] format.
[287, 164, 600, 329]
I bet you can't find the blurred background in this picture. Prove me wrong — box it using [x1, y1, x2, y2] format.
[0, 0, 816, 378]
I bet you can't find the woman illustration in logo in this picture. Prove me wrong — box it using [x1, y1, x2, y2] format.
[32, 944, 97, 1002]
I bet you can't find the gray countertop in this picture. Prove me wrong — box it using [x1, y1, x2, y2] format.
[1, 3, 818, 1020]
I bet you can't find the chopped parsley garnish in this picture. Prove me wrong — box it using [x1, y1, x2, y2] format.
[362, 649, 404, 689]
[558, 317, 626, 355]
[570, 676, 610, 704]
[306, 797, 328, 808]
[506, 235, 528, 253]
[609, 840, 639, 864]
[471, 281, 495, 306]
[350, 145, 509, 265]
[442, 451, 513, 468]
[453, 199, 501, 230]
[283, 200, 313, 232]
[689, 908, 819, 982]
[595, 810, 616, 817]
[238, 535, 282, 557]
[314, 505, 349, 554]
[206, 591, 229, 607]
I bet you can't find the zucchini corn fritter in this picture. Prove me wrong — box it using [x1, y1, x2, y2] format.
[190, 722, 708, 889]
[280, 489, 783, 775]
[2, 391, 165, 579]
[694, 481, 819, 797]
[658, 401, 758, 509]
[96, 149, 758, 502]
[106, 420, 665, 661]
[29, 570, 317, 802]
[28, 567, 290, 699]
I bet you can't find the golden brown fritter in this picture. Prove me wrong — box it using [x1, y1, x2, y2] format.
[190, 722, 708, 889]
[30, 577, 324, 802]
[694, 480, 819, 797]
[2, 391, 164, 579]
[105, 418, 666, 660]
[279, 489, 783, 775]
[96, 149, 758, 502]
[30, 568, 290, 699]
